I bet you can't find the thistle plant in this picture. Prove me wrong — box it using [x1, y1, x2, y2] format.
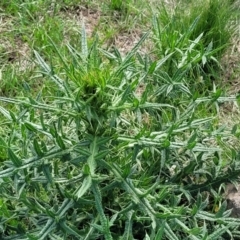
[0, 24, 240, 240]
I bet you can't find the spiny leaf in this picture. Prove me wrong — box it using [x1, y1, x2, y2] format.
[215, 201, 227, 218]
[164, 221, 179, 240]
[155, 221, 165, 240]
[42, 164, 53, 184]
[59, 221, 82, 238]
[206, 225, 230, 240]
[37, 219, 55, 240]
[0, 106, 12, 120]
[0, 167, 15, 178]
[75, 175, 92, 199]
[92, 183, 113, 240]
[122, 210, 134, 240]
[81, 22, 88, 59]
[56, 199, 74, 218]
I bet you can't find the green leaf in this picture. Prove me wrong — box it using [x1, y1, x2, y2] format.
[231, 124, 238, 134]
[56, 199, 74, 218]
[164, 222, 179, 240]
[8, 148, 22, 167]
[37, 219, 55, 240]
[0, 106, 11, 120]
[59, 221, 82, 238]
[215, 201, 227, 218]
[162, 140, 170, 148]
[155, 221, 165, 239]
[212, 89, 222, 101]
[140, 102, 175, 109]
[75, 175, 92, 199]
[42, 164, 53, 184]
[206, 226, 230, 240]
[187, 132, 197, 145]
[94, 150, 109, 161]
[196, 211, 216, 221]
[81, 22, 88, 59]
[56, 135, 65, 149]
[34, 50, 65, 91]
[0, 136, 7, 148]
[148, 61, 157, 74]
[155, 53, 174, 71]
[24, 121, 52, 137]
[187, 141, 196, 150]
[0, 167, 15, 177]
[122, 210, 134, 240]
[144, 233, 150, 240]
[33, 139, 43, 156]
[87, 137, 99, 175]
[175, 218, 190, 233]
[92, 183, 113, 240]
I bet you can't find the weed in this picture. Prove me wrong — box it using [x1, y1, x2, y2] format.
[0, 26, 240, 238]
[0, 0, 240, 239]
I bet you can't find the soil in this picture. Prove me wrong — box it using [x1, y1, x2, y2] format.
[60, 5, 101, 37]
[226, 183, 240, 217]
[0, 15, 32, 71]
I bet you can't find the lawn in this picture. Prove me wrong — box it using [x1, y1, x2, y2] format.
[0, 0, 240, 239]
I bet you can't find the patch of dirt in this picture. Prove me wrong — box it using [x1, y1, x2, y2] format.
[0, 16, 13, 60]
[108, 30, 151, 55]
[60, 4, 152, 56]
[221, 38, 240, 95]
[0, 36, 32, 72]
[60, 5, 101, 37]
[0, 15, 32, 71]
[218, 34, 240, 129]
[225, 183, 240, 218]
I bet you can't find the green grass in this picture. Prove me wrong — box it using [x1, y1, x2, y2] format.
[0, 0, 240, 239]
[152, 0, 238, 86]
